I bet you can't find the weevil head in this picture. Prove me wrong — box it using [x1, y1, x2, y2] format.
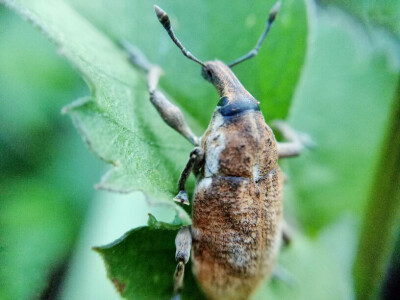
[201, 61, 260, 117]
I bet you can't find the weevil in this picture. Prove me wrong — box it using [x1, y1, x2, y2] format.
[122, 2, 306, 299]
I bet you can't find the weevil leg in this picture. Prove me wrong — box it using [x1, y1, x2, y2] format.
[174, 147, 204, 205]
[120, 40, 199, 146]
[272, 120, 315, 159]
[172, 226, 192, 300]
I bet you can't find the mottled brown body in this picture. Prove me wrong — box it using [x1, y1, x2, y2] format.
[191, 109, 283, 300]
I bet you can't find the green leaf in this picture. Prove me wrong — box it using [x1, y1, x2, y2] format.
[2, 0, 193, 222]
[353, 85, 400, 299]
[94, 215, 205, 300]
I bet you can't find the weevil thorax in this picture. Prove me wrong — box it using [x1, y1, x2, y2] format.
[199, 60, 278, 180]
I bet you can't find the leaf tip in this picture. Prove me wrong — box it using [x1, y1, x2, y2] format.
[92, 246, 101, 253]
[111, 278, 126, 295]
[61, 96, 92, 114]
[147, 213, 158, 227]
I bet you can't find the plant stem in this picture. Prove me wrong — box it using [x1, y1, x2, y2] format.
[353, 80, 400, 300]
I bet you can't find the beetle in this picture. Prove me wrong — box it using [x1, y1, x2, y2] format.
[122, 2, 306, 299]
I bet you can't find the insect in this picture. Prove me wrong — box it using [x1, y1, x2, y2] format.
[122, 2, 306, 299]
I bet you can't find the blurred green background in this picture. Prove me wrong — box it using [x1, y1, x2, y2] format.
[0, 0, 399, 300]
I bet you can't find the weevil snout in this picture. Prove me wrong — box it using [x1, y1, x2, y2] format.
[201, 61, 260, 115]
[200, 61, 242, 95]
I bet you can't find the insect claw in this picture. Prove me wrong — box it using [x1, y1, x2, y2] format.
[173, 190, 190, 205]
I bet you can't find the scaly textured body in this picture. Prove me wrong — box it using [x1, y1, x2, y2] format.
[192, 110, 283, 300]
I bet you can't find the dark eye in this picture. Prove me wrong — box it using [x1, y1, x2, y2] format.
[217, 96, 229, 106]
[201, 67, 214, 82]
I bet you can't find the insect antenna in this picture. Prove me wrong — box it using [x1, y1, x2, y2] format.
[154, 5, 206, 68]
[228, 1, 281, 68]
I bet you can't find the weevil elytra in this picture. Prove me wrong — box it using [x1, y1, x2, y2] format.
[123, 2, 306, 299]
